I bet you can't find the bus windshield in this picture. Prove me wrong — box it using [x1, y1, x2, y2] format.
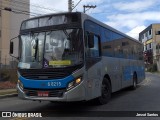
[19, 29, 83, 69]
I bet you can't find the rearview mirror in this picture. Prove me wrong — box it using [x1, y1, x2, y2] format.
[88, 34, 94, 48]
[10, 36, 19, 59]
[10, 42, 14, 54]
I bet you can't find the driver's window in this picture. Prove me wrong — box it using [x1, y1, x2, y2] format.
[86, 32, 100, 58]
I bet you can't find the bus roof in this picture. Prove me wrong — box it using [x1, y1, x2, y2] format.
[24, 12, 142, 45]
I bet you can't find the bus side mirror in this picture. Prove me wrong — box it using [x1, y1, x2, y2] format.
[10, 36, 19, 60]
[88, 34, 94, 48]
[10, 42, 14, 54]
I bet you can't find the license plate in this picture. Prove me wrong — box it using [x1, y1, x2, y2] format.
[37, 91, 49, 97]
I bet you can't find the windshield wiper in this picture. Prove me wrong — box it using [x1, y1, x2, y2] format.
[34, 38, 39, 61]
[63, 29, 70, 39]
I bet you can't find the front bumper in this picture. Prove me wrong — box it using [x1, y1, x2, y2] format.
[17, 81, 86, 102]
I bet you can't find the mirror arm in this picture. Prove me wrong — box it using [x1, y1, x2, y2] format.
[10, 36, 19, 42]
[10, 54, 19, 60]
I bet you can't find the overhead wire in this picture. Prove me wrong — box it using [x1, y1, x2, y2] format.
[3, 0, 66, 15]
[1, 5, 39, 16]
[89, 0, 97, 13]
[1, 5, 40, 16]
[2, 0, 45, 15]
[11, 0, 63, 12]
[0, 6, 37, 16]
[72, 0, 82, 11]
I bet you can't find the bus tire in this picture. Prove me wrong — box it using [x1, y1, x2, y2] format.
[95, 78, 111, 105]
[131, 73, 137, 90]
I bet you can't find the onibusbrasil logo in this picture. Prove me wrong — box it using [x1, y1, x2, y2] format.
[1, 112, 42, 118]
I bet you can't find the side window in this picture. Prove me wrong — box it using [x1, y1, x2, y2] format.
[87, 33, 101, 58]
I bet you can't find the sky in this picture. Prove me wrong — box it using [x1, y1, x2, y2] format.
[30, 0, 160, 40]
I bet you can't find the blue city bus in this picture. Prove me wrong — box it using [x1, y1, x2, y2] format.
[10, 12, 145, 104]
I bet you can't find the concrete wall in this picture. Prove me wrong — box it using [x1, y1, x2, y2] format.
[153, 24, 160, 71]
[0, 0, 30, 65]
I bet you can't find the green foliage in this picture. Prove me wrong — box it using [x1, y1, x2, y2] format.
[0, 69, 10, 81]
[147, 63, 157, 72]
[0, 69, 17, 83]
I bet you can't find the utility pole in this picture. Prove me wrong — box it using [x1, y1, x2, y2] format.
[68, 0, 74, 12]
[83, 5, 96, 13]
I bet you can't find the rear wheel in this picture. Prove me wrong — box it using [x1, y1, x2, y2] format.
[95, 78, 111, 105]
[131, 73, 137, 90]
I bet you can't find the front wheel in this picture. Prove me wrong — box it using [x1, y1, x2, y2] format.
[95, 78, 111, 105]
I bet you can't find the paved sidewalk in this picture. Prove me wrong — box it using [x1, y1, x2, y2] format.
[0, 88, 17, 99]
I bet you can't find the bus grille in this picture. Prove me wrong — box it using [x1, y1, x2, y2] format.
[24, 89, 65, 97]
[18, 69, 72, 80]
[18, 64, 83, 80]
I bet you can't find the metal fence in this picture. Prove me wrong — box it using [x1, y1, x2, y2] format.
[0, 57, 18, 69]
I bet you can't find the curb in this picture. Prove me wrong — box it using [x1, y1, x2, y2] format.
[0, 93, 17, 99]
[154, 73, 160, 76]
[146, 72, 160, 76]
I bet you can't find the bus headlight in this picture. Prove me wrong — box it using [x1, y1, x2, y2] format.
[67, 77, 82, 91]
[18, 80, 24, 90]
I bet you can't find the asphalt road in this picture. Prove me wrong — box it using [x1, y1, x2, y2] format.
[0, 72, 160, 120]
